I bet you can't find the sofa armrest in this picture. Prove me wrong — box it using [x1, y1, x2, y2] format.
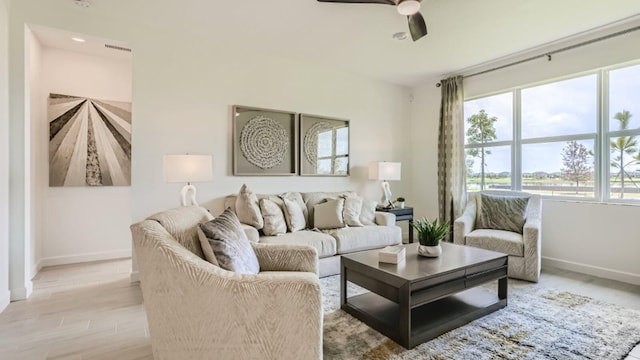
[252, 243, 318, 275]
[453, 200, 476, 245]
[132, 221, 322, 360]
[242, 224, 260, 242]
[522, 195, 542, 282]
[375, 212, 396, 226]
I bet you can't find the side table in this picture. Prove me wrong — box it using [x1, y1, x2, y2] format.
[376, 206, 414, 243]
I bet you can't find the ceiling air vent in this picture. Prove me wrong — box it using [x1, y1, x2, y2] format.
[104, 44, 132, 52]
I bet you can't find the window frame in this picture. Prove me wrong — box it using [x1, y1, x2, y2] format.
[463, 60, 640, 204]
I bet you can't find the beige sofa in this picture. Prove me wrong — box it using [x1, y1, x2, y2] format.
[131, 206, 323, 360]
[225, 190, 403, 277]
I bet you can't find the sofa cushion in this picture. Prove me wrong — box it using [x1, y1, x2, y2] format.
[314, 198, 345, 230]
[360, 199, 377, 225]
[260, 198, 287, 236]
[282, 198, 306, 232]
[465, 229, 524, 257]
[302, 191, 356, 228]
[331, 225, 402, 254]
[147, 206, 214, 260]
[199, 208, 260, 274]
[259, 231, 337, 258]
[343, 196, 364, 227]
[280, 192, 308, 225]
[236, 184, 264, 229]
[477, 193, 530, 234]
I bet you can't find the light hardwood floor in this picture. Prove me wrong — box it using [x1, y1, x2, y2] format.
[0, 258, 639, 360]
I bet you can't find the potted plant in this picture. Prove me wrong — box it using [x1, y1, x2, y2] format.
[396, 197, 406, 209]
[411, 217, 449, 257]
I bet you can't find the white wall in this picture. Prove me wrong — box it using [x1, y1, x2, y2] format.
[411, 18, 640, 285]
[36, 48, 132, 267]
[131, 41, 410, 222]
[27, 28, 41, 283]
[0, 0, 11, 311]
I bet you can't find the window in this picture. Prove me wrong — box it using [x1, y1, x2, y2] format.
[464, 62, 640, 203]
[608, 64, 640, 200]
[464, 93, 512, 191]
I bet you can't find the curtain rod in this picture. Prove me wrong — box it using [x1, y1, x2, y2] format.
[436, 23, 640, 87]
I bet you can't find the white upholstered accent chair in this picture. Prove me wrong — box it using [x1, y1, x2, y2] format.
[453, 190, 542, 282]
[130, 206, 322, 360]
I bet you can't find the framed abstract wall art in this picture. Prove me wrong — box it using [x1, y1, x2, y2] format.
[232, 105, 297, 176]
[48, 93, 132, 187]
[299, 113, 350, 176]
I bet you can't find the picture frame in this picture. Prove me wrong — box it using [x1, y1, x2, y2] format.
[299, 113, 350, 177]
[233, 105, 298, 176]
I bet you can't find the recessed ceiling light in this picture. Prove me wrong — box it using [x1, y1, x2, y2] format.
[72, 37, 86, 43]
[392, 32, 408, 41]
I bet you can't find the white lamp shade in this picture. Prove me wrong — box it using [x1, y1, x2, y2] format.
[163, 154, 213, 183]
[368, 162, 401, 181]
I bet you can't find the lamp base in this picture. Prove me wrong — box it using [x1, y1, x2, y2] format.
[179, 183, 199, 206]
[380, 181, 394, 208]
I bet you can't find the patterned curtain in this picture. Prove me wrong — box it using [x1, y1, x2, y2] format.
[437, 76, 466, 239]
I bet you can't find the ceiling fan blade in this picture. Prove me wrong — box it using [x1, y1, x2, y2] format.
[408, 12, 427, 41]
[317, 0, 395, 5]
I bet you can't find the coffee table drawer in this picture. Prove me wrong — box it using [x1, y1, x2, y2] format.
[465, 266, 508, 288]
[411, 278, 465, 307]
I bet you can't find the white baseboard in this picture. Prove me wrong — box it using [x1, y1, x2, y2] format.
[10, 280, 32, 301]
[38, 249, 132, 268]
[542, 256, 640, 286]
[0, 290, 9, 313]
[130, 271, 139, 283]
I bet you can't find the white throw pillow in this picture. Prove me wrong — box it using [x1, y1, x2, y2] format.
[282, 198, 306, 232]
[343, 196, 364, 227]
[259, 198, 287, 236]
[235, 184, 264, 229]
[360, 199, 377, 225]
[314, 198, 346, 230]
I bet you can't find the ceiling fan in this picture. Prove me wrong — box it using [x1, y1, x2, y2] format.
[316, 0, 428, 41]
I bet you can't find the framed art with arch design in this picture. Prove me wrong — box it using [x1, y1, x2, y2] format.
[299, 113, 350, 177]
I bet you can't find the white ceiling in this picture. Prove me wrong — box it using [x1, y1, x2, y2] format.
[33, 0, 640, 87]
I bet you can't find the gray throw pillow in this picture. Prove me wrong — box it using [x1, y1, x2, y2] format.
[199, 208, 260, 274]
[477, 193, 530, 234]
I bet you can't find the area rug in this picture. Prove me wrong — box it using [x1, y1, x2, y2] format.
[319, 276, 640, 360]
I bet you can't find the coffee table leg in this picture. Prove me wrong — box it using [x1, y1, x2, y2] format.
[498, 276, 508, 300]
[398, 283, 411, 348]
[340, 259, 347, 308]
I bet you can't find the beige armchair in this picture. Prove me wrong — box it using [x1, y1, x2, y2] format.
[130, 206, 322, 360]
[453, 190, 542, 282]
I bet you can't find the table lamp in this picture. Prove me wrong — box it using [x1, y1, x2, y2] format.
[163, 154, 213, 206]
[368, 161, 401, 208]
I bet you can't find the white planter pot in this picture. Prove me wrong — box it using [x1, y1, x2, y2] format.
[418, 244, 442, 258]
[399, 202, 405, 209]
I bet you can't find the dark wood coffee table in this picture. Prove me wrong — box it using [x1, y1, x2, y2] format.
[340, 242, 508, 349]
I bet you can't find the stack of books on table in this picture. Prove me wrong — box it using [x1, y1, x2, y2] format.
[378, 245, 406, 264]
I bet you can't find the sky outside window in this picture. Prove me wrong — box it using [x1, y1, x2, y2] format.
[521, 75, 597, 139]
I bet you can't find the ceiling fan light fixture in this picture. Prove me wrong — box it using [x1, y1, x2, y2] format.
[397, 0, 420, 16]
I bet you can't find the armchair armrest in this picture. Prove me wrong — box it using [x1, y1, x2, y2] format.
[453, 199, 476, 245]
[252, 243, 318, 275]
[522, 195, 542, 282]
[375, 211, 396, 226]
